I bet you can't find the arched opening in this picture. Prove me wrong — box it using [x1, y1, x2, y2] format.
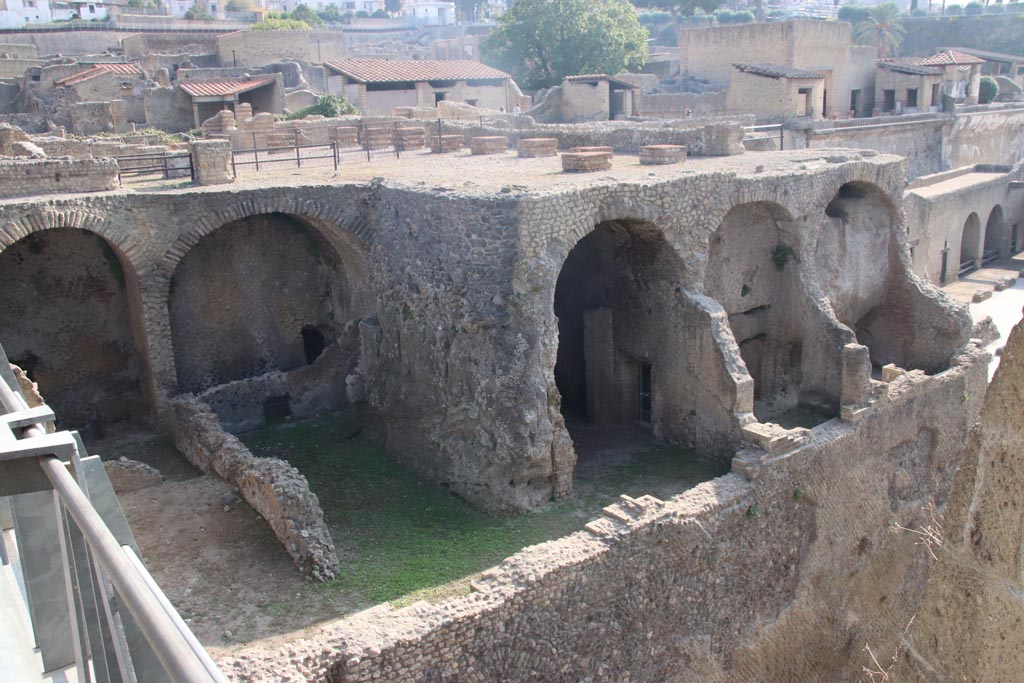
[169, 213, 354, 397]
[705, 202, 826, 426]
[554, 220, 680, 428]
[553, 219, 730, 471]
[983, 205, 1006, 265]
[959, 212, 982, 277]
[0, 229, 150, 429]
[819, 181, 956, 375]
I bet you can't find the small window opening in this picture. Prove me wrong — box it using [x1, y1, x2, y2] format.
[906, 88, 918, 108]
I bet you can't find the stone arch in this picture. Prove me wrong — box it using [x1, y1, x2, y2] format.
[983, 204, 1007, 263]
[959, 212, 982, 275]
[167, 210, 366, 398]
[161, 197, 370, 277]
[550, 216, 742, 476]
[704, 201, 813, 423]
[0, 227, 155, 428]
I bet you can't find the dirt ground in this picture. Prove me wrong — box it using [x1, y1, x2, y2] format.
[118, 474, 350, 657]
[111, 417, 727, 658]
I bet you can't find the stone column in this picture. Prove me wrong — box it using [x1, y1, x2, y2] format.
[840, 343, 873, 421]
[190, 139, 233, 186]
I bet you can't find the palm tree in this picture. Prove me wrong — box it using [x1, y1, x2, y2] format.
[853, 3, 907, 59]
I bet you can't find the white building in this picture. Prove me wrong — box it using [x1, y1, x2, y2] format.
[0, 0, 54, 27]
[404, 0, 453, 25]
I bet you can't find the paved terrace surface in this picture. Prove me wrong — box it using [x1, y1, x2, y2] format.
[0, 148, 900, 206]
[906, 170, 1007, 199]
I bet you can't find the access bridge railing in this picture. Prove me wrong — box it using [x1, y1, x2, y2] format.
[0, 344, 227, 683]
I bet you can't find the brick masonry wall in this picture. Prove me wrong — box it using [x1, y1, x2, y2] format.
[0, 157, 118, 199]
[217, 346, 989, 682]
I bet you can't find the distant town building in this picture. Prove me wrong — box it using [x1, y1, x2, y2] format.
[403, 0, 454, 25]
[0, 0, 54, 28]
[324, 58, 515, 112]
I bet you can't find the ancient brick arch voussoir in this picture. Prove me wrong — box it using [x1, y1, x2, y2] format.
[160, 196, 371, 281]
[0, 206, 140, 266]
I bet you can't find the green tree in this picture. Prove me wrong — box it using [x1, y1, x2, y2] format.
[286, 93, 358, 119]
[979, 75, 999, 103]
[126, 0, 158, 9]
[225, 0, 251, 11]
[482, 0, 649, 90]
[385, 0, 402, 12]
[252, 17, 312, 28]
[184, 3, 213, 19]
[289, 3, 325, 25]
[837, 4, 871, 23]
[852, 3, 905, 58]
[632, 0, 725, 22]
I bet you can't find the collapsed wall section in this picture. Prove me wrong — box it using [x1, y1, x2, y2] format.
[166, 394, 339, 581]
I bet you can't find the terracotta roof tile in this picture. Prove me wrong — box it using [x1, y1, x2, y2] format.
[917, 50, 987, 66]
[324, 59, 510, 83]
[55, 62, 141, 87]
[179, 77, 276, 98]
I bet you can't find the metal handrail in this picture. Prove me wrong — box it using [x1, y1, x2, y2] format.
[0, 379, 226, 683]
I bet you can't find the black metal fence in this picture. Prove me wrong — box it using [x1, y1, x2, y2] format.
[115, 151, 193, 183]
[231, 122, 407, 176]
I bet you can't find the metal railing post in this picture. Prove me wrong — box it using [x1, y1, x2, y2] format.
[294, 128, 301, 169]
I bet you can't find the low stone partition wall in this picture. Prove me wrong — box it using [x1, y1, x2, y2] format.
[395, 126, 425, 150]
[469, 136, 508, 155]
[517, 137, 557, 158]
[196, 341, 350, 433]
[218, 345, 989, 683]
[0, 157, 118, 199]
[562, 151, 612, 172]
[167, 395, 340, 581]
[429, 134, 464, 154]
[569, 145, 613, 154]
[640, 144, 687, 165]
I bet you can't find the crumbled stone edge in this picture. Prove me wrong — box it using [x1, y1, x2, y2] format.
[166, 394, 340, 581]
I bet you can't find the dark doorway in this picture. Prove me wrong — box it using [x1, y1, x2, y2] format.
[883, 89, 896, 112]
[907, 88, 918, 108]
[849, 89, 860, 114]
[434, 92, 447, 104]
[263, 394, 292, 424]
[302, 327, 327, 365]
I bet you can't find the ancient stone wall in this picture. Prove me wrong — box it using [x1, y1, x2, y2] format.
[946, 105, 1024, 170]
[802, 118, 947, 180]
[215, 30, 346, 69]
[217, 344, 989, 682]
[0, 157, 118, 199]
[166, 394, 340, 580]
[0, 228, 146, 426]
[894, 315, 1024, 681]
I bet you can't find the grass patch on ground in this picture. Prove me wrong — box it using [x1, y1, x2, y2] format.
[241, 412, 727, 607]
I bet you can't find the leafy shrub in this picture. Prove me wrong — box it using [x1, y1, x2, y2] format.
[986, 3, 1005, 12]
[656, 23, 679, 45]
[945, 4, 963, 13]
[638, 10, 672, 25]
[285, 94, 357, 120]
[964, 1, 983, 13]
[979, 75, 999, 103]
[911, 7, 927, 15]
[838, 4, 872, 23]
[372, 8, 387, 16]
[716, 9, 754, 23]
[183, 3, 212, 20]
[252, 17, 312, 29]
